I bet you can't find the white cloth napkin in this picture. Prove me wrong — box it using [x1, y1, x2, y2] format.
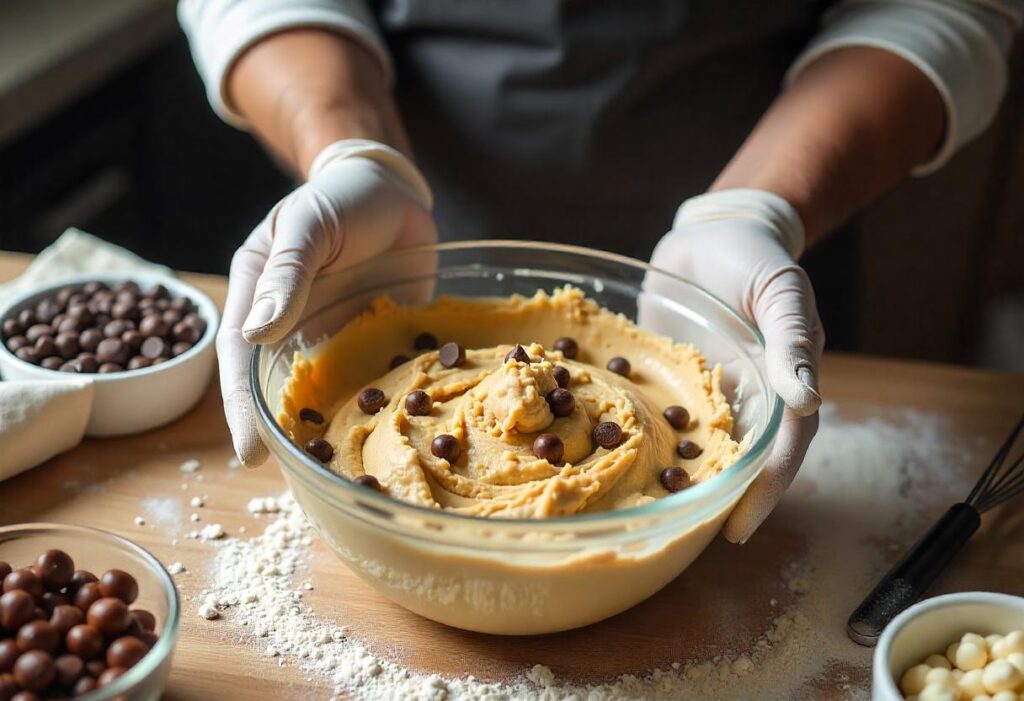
[0, 229, 171, 482]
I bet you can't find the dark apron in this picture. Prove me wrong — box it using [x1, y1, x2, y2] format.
[374, 0, 830, 260]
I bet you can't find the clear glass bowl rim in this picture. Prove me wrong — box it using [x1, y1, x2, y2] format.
[0, 522, 181, 699]
[250, 239, 784, 527]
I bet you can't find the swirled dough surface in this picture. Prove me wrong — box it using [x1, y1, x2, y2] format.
[280, 287, 742, 518]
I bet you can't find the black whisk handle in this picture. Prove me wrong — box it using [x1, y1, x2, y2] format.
[847, 502, 981, 647]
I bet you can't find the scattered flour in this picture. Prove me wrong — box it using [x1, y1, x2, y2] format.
[167, 562, 186, 575]
[180, 458, 202, 473]
[194, 404, 969, 700]
[133, 516, 146, 526]
[191, 496, 205, 508]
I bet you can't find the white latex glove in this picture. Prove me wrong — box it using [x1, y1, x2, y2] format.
[649, 189, 825, 544]
[218, 139, 437, 466]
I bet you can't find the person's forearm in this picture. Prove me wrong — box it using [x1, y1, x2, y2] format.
[227, 28, 410, 178]
[712, 46, 946, 246]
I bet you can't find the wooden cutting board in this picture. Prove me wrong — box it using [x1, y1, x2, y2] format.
[1, 251, 1022, 700]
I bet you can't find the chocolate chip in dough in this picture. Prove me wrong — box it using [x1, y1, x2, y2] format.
[438, 342, 466, 368]
[356, 388, 387, 415]
[353, 475, 383, 492]
[659, 466, 692, 493]
[552, 365, 571, 389]
[299, 408, 324, 424]
[676, 440, 703, 460]
[430, 434, 460, 463]
[592, 421, 623, 449]
[504, 344, 530, 364]
[553, 337, 578, 360]
[413, 332, 438, 350]
[404, 390, 432, 417]
[388, 355, 409, 370]
[305, 438, 334, 463]
[546, 389, 575, 418]
[13, 650, 55, 692]
[606, 356, 631, 378]
[663, 405, 690, 430]
[532, 433, 564, 464]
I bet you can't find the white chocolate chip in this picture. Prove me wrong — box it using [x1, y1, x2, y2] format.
[959, 643, 989, 671]
[964, 634, 990, 650]
[180, 458, 201, 473]
[988, 635, 1005, 648]
[198, 603, 219, 620]
[925, 667, 956, 687]
[991, 691, 1019, 701]
[1005, 652, 1024, 674]
[926, 654, 953, 670]
[902, 664, 933, 696]
[961, 669, 988, 696]
[918, 682, 957, 701]
[993, 632, 1024, 660]
[948, 642, 962, 666]
[982, 660, 1021, 693]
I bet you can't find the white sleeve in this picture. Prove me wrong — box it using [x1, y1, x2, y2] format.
[786, 0, 1023, 175]
[177, 0, 392, 129]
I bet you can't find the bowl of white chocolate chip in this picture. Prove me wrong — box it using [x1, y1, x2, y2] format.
[251, 241, 783, 634]
[874, 592, 1024, 701]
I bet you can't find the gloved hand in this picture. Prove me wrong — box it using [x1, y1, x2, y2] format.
[649, 188, 825, 544]
[218, 139, 437, 466]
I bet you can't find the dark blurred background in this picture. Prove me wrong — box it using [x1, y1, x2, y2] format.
[0, 0, 1021, 370]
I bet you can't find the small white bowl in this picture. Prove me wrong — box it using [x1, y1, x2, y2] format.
[873, 592, 1024, 700]
[0, 272, 219, 436]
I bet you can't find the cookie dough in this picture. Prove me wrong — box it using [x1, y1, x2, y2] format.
[280, 287, 742, 518]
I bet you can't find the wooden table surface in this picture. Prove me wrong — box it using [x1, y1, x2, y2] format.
[1, 251, 1022, 700]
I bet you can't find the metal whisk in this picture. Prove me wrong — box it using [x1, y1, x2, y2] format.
[847, 412, 1024, 646]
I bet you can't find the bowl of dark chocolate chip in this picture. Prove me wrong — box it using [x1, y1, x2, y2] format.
[0, 523, 179, 700]
[0, 273, 218, 436]
[250, 241, 782, 634]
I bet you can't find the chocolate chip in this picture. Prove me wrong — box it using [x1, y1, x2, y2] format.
[35, 551, 73, 591]
[75, 354, 98, 373]
[171, 341, 193, 357]
[1, 591, 35, 630]
[127, 356, 150, 370]
[38, 592, 66, 614]
[40, 357, 63, 370]
[413, 332, 438, 350]
[553, 337, 578, 359]
[404, 390, 432, 416]
[169, 296, 193, 314]
[6, 335, 28, 352]
[54, 332, 79, 360]
[98, 666, 126, 688]
[82, 281, 106, 296]
[121, 330, 144, 352]
[78, 329, 103, 353]
[86, 599, 130, 637]
[14, 347, 38, 364]
[129, 610, 155, 632]
[592, 421, 623, 449]
[299, 408, 324, 424]
[16, 621, 59, 654]
[138, 314, 167, 338]
[25, 325, 52, 344]
[64, 625, 102, 659]
[663, 405, 690, 430]
[0, 674, 15, 700]
[532, 433, 564, 464]
[607, 356, 631, 377]
[353, 475, 383, 491]
[53, 654, 83, 687]
[183, 312, 207, 337]
[356, 388, 386, 415]
[305, 438, 334, 463]
[13, 650, 54, 692]
[504, 345, 530, 364]
[2, 319, 23, 339]
[49, 606, 84, 637]
[17, 309, 36, 328]
[0, 639, 16, 672]
[66, 571, 97, 599]
[84, 658, 106, 677]
[35, 300, 60, 324]
[140, 336, 167, 359]
[95, 339, 127, 365]
[161, 309, 181, 325]
[72, 583, 102, 613]
[676, 440, 703, 460]
[172, 321, 199, 344]
[72, 675, 97, 696]
[546, 388, 575, 417]
[438, 341, 466, 368]
[4, 569, 43, 598]
[98, 571, 137, 605]
[97, 363, 123, 374]
[106, 636, 147, 669]
[0, 564, 9, 582]
[430, 434, 460, 463]
[659, 466, 691, 493]
[552, 365, 571, 388]
[388, 355, 409, 370]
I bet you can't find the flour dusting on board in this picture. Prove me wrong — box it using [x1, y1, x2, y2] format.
[195, 404, 969, 700]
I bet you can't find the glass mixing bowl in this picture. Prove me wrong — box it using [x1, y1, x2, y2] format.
[251, 241, 782, 635]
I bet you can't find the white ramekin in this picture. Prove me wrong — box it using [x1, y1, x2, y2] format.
[0, 272, 219, 436]
[873, 591, 1024, 700]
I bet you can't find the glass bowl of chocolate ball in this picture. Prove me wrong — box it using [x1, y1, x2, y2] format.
[251, 241, 783, 634]
[0, 273, 219, 436]
[0, 523, 179, 700]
